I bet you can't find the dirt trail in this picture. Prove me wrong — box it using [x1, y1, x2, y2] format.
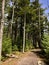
[17, 52, 45, 65]
[1, 49, 46, 65]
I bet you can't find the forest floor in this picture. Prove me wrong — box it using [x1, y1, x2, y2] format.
[1, 49, 46, 65]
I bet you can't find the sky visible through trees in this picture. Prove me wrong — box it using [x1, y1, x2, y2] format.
[30, 0, 49, 20]
[10, 0, 49, 14]
[39, 0, 49, 13]
[39, 0, 49, 21]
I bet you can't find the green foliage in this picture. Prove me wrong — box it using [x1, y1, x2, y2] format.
[25, 39, 34, 51]
[42, 34, 49, 58]
[2, 36, 11, 54]
[12, 45, 18, 51]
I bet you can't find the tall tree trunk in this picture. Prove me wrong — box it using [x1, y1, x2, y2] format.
[38, 7, 41, 48]
[11, 2, 14, 52]
[23, 13, 26, 53]
[0, 0, 5, 61]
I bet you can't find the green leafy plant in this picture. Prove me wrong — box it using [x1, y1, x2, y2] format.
[42, 34, 49, 58]
[2, 36, 11, 55]
[25, 39, 34, 51]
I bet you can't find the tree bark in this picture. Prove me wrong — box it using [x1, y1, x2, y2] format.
[0, 0, 5, 61]
[23, 13, 26, 53]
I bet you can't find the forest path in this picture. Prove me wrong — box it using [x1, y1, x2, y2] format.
[1, 49, 46, 65]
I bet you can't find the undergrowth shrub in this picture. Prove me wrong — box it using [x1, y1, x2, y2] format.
[2, 36, 11, 55]
[42, 34, 49, 58]
[25, 39, 34, 51]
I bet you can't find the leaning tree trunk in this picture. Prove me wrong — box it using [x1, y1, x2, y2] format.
[23, 13, 26, 53]
[0, 0, 5, 61]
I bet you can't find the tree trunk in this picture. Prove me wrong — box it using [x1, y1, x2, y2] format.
[0, 0, 5, 61]
[23, 13, 26, 53]
[38, 7, 41, 48]
[11, 2, 14, 52]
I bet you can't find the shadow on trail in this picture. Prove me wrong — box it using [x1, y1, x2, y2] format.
[31, 49, 45, 58]
[31, 49, 49, 65]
